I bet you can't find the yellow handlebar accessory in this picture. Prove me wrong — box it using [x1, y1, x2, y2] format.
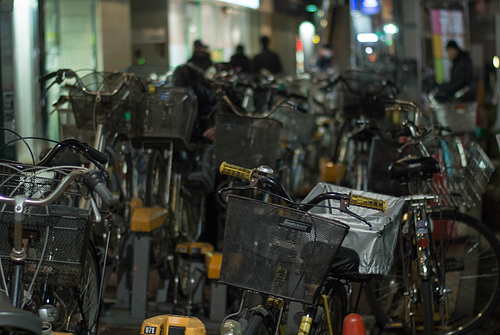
[350, 194, 386, 212]
[219, 162, 255, 181]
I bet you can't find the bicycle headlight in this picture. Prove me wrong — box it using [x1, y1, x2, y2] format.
[221, 319, 242, 335]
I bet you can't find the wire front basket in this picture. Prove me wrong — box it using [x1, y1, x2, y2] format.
[220, 195, 349, 304]
[429, 139, 494, 208]
[69, 71, 145, 136]
[135, 87, 198, 151]
[215, 113, 282, 169]
[0, 164, 92, 291]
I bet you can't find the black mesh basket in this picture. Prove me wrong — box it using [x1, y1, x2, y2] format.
[136, 87, 198, 151]
[215, 113, 282, 169]
[0, 164, 91, 290]
[220, 195, 349, 304]
[69, 71, 145, 136]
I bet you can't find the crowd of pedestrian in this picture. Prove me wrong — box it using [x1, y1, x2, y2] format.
[186, 35, 283, 75]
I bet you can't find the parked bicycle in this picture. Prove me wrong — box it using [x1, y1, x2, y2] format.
[217, 161, 405, 335]
[364, 121, 500, 334]
[0, 135, 117, 335]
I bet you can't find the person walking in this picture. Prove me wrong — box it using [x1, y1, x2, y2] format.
[230, 44, 251, 73]
[188, 40, 213, 72]
[252, 36, 282, 74]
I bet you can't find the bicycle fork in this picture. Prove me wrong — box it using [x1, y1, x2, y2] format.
[412, 205, 434, 335]
[10, 196, 27, 308]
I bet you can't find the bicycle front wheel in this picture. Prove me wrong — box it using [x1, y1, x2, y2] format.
[65, 243, 101, 334]
[314, 280, 347, 335]
[365, 209, 500, 334]
[243, 313, 274, 335]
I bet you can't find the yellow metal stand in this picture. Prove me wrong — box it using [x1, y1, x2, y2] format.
[141, 314, 206, 335]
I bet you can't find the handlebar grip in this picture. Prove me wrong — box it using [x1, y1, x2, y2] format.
[94, 182, 119, 207]
[350, 194, 386, 212]
[83, 171, 119, 207]
[39, 71, 59, 82]
[219, 162, 255, 181]
[86, 146, 109, 164]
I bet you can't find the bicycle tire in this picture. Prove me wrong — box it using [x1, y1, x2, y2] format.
[419, 279, 434, 335]
[57, 243, 101, 334]
[94, 140, 133, 262]
[243, 313, 273, 335]
[365, 209, 500, 334]
[314, 280, 347, 335]
[145, 149, 167, 207]
[171, 173, 197, 242]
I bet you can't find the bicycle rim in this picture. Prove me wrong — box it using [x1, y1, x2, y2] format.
[145, 149, 167, 207]
[365, 209, 500, 334]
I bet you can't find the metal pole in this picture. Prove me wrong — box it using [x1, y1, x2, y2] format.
[0, 11, 5, 156]
[416, 0, 423, 107]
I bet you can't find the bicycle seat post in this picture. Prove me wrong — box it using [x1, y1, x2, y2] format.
[10, 195, 27, 308]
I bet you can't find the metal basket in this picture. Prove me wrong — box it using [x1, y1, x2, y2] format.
[136, 87, 198, 151]
[69, 71, 145, 136]
[268, 105, 315, 152]
[220, 195, 349, 304]
[0, 164, 91, 290]
[429, 139, 494, 208]
[431, 101, 477, 134]
[58, 108, 95, 144]
[214, 113, 282, 169]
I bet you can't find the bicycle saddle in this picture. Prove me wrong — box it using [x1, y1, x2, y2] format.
[388, 156, 440, 182]
[0, 291, 42, 335]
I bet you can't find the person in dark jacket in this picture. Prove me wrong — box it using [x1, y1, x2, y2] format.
[230, 44, 251, 73]
[187, 40, 213, 72]
[252, 36, 282, 74]
[436, 40, 476, 102]
[172, 63, 216, 141]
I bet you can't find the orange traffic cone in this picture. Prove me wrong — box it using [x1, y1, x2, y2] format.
[342, 313, 366, 335]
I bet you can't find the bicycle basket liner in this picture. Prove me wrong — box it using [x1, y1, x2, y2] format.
[214, 113, 282, 169]
[137, 87, 198, 151]
[0, 164, 92, 289]
[302, 183, 405, 280]
[430, 101, 477, 134]
[220, 195, 349, 304]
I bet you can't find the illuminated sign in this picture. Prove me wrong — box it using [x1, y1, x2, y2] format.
[218, 0, 259, 9]
[351, 0, 379, 15]
[361, 0, 379, 15]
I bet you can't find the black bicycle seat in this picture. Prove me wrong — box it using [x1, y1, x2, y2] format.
[0, 291, 42, 335]
[388, 156, 440, 182]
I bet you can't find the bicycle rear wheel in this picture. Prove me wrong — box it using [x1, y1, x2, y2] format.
[145, 149, 167, 207]
[365, 209, 500, 334]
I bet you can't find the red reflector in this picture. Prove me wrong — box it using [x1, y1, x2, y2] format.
[418, 238, 428, 248]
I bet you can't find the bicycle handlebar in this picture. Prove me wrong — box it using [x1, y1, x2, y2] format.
[0, 168, 118, 207]
[39, 139, 109, 166]
[39, 68, 144, 98]
[219, 161, 386, 212]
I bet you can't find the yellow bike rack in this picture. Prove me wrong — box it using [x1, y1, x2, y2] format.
[140, 314, 206, 335]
